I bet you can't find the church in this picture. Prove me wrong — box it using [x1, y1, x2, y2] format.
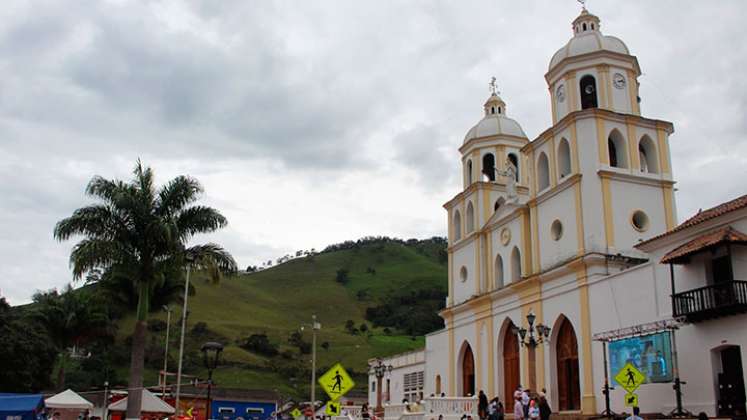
[368, 6, 747, 418]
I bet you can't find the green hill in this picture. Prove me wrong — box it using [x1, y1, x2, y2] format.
[113, 237, 447, 400]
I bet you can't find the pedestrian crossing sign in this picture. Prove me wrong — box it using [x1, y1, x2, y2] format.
[624, 392, 639, 407]
[614, 362, 646, 393]
[290, 408, 302, 418]
[319, 362, 356, 400]
[325, 400, 342, 416]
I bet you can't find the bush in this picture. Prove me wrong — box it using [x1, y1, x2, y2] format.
[148, 319, 168, 332]
[359, 323, 368, 333]
[335, 269, 350, 285]
[240, 333, 279, 357]
[191, 322, 209, 335]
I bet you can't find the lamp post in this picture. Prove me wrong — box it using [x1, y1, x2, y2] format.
[512, 312, 550, 390]
[162, 305, 172, 397]
[175, 255, 195, 414]
[300, 315, 321, 415]
[201, 342, 224, 420]
[370, 358, 393, 417]
[103, 381, 109, 420]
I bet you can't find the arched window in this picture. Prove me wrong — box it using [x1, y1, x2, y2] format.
[453, 210, 462, 241]
[607, 129, 628, 168]
[579, 75, 598, 109]
[491, 106, 496, 115]
[466, 202, 475, 234]
[537, 152, 550, 191]
[495, 254, 504, 288]
[508, 153, 520, 182]
[435, 375, 441, 395]
[582, 23, 587, 31]
[638, 135, 658, 173]
[494, 197, 505, 212]
[510, 247, 522, 282]
[483, 153, 496, 182]
[558, 138, 571, 178]
[460, 343, 475, 397]
[466, 160, 473, 184]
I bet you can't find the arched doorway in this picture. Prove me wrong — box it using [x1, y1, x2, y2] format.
[462, 344, 475, 396]
[556, 318, 581, 411]
[503, 324, 520, 400]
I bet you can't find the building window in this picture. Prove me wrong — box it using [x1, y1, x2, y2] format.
[558, 138, 572, 178]
[495, 254, 504, 288]
[537, 152, 550, 191]
[466, 159, 473, 184]
[580, 75, 598, 109]
[631, 210, 650, 232]
[460, 266, 468, 283]
[466, 202, 475, 233]
[551, 220, 563, 241]
[453, 210, 462, 241]
[508, 153, 520, 182]
[510, 247, 522, 282]
[404, 371, 425, 402]
[608, 129, 628, 168]
[371, 381, 376, 392]
[638, 135, 658, 173]
[483, 153, 496, 181]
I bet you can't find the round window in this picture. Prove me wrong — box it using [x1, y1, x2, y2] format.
[460, 266, 468, 283]
[631, 210, 650, 232]
[551, 220, 563, 241]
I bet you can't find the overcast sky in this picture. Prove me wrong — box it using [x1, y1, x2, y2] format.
[1, 1, 746, 304]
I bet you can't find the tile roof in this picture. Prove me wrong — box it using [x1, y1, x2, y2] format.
[660, 226, 747, 264]
[637, 193, 747, 247]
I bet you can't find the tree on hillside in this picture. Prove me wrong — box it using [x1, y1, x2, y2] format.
[54, 160, 237, 420]
[32, 285, 112, 390]
[335, 268, 349, 285]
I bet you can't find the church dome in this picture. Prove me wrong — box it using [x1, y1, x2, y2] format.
[548, 9, 630, 71]
[463, 93, 527, 144]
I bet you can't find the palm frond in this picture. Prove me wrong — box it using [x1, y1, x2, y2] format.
[175, 206, 228, 241]
[156, 175, 203, 217]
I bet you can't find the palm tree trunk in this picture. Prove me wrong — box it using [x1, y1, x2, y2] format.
[126, 320, 147, 420]
[126, 283, 150, 420]
[56, 353, 66, 391]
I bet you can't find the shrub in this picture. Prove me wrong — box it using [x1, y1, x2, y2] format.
[335, 269, 350, 285]
[240, 333, 279, 357]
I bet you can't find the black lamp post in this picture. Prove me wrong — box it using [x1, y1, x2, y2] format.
[370, 358, 393, 416]
[512, 312, 550, 391]
[201, 342, 224, 420]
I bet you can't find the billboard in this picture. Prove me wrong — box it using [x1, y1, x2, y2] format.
[608, 331, 674, 385]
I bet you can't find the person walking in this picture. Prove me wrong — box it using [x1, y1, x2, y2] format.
[538, 396, 551, 420]
[478, 391, 489, 420]
[520, 388, 530, 419]
[528, 400, 540, 420]
[513, 392, 524, 420]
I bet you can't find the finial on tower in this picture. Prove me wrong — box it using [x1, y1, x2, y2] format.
[577, 0, 587, 11]
[489, 77, 500, 96]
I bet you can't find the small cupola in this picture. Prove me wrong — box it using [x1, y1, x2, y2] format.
[484, 93, 506, 117]
[572, 8, 601, 35]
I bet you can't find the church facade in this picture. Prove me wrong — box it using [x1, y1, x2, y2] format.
[370, 7, 747, 418]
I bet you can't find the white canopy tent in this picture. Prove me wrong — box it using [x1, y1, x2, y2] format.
[46, 389, 94, 410]
[107, 389, 175, 414]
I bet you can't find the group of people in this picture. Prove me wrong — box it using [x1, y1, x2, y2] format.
[476, 387, 550, 420]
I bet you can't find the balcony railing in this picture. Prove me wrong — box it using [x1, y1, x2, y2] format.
[673, 280, 747, 322]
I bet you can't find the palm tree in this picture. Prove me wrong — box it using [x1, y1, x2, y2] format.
[32, 285, 112, 390]
[54, 160, 237, 420]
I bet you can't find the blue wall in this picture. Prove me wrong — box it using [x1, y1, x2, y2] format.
[211, 400, 276, 420]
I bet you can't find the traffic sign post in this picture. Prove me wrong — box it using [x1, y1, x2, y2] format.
[614, 362, 646, 393]
[318, 363, 356, 401]
[325, 400, 341, 416]
[290, 408, 302, 418]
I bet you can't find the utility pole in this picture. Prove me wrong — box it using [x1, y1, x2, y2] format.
[175, 264, 192, 414]
[162, 306, 172, 397]
[303, 315, 321, 416]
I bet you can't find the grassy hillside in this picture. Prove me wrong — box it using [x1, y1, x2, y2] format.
[115, 238, 447, 399]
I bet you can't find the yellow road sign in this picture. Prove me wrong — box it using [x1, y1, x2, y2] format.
[290, 408, 302, 418]
[325, 400, 341, 416]
[318, 363, 356, 400]
[614, 362, 646, 393]
[624, 392, 639, 407]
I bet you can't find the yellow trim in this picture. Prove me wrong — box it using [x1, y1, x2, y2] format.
[487, 231, 494, 290]
[601, 177, 615, 248]
[475, 232, 482, 295]
[596, 118, 608, 165]
[483, 188, 491, 228]
[574, 181, 586, 256]
[487, 309, 496, 397]
[565, 73, 578, 112]
[662, 185, 676, 230]
[550, 85, 558, 125]
[549, 137, 558, 188]
[626, 121, 639, 171]
[530, 202, 541, 273]
[626, 69, 640, 115]
[597, 65, 610, 110]
[520, 209, 532, 276]
[570, 122, 580, 173]
[576, 265, 596, 414]
[475, 320, 483, 391]
[656, 126, 671, 174]
[448, 251, 454, 306]
[447, 313, 455, 396]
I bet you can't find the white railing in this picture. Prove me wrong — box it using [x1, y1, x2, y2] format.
[422, 397, 478, 418]
[384, 404, 408, 420]
[340, 406, 362, 418]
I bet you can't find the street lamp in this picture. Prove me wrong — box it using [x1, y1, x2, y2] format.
[512, 312, 550, 391]
[201, 342, 224, 420]
[300, 315, 321, 414]
[162, 305, 172, 397]
[175, 254, 195, 413]
[369, 358, 393, 416]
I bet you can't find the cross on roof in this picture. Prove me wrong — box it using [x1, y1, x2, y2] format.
[489, 77, 500, 95]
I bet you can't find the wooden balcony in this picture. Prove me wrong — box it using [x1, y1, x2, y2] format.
[673, 280, 747, 322]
